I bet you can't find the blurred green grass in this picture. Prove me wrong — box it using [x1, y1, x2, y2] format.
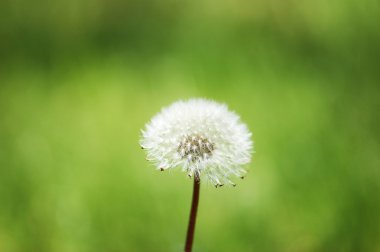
[1, 0, 380, 251]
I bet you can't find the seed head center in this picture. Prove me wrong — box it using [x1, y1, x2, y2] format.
[178, 135, 214, 162]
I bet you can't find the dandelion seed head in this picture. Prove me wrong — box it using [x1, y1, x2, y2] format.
[140, 98, 253, 186]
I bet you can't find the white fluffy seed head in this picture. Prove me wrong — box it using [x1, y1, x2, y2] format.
[140, 98, 253, 187]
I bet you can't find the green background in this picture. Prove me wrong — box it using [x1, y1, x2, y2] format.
[1, 0, 379, 251]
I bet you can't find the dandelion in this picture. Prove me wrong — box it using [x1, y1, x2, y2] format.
[140, 98, 253, 252]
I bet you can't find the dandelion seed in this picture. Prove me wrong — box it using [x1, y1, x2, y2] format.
[140, 98, 253, 186]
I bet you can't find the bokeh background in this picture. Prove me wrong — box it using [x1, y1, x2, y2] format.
[1, 0, 379, 251]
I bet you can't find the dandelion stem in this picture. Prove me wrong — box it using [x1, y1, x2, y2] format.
[184, 176, 200, 252]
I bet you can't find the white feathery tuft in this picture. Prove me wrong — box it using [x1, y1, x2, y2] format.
[140, 98, 253, 187]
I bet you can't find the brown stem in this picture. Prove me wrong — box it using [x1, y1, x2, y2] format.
[184, 176, 200, 252]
